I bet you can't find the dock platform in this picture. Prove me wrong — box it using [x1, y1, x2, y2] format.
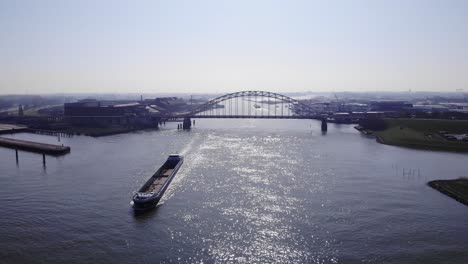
[0, 137, 70, 156]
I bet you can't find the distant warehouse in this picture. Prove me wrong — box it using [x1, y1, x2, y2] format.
[64, 99, 152, 127]
[370, 101, 413, 112]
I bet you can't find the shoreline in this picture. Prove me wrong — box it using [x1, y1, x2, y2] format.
[361, 118, 468, 152]
[428, 179, 468, 206]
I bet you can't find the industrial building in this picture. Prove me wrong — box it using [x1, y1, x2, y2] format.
[369, 101, 413, 112]
[64, 99, 154, 127]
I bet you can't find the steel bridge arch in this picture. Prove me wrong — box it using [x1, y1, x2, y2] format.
[186, 90, 316, 117]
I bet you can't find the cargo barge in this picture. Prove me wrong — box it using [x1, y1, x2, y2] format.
[132, 154, 183, 211]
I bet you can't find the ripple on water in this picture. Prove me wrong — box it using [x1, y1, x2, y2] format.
[3, 121, 468, 263]
[170, 132, 340, 263]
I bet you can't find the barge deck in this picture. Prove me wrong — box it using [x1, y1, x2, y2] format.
[132, 155, 183, 211]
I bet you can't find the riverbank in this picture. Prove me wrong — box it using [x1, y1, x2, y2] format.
[62, 126, 148, 137]
[362, 119, 468, 152]
[0, 122, 155, 137]
[354, 125, 373, 135]
[428, 178, 468, 206]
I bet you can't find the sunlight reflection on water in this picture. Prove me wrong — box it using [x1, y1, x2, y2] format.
[1, 120, 468, 263]
[175, 132, 339, 263]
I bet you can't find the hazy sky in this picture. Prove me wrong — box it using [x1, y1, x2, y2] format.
[1, 0, 467, 94]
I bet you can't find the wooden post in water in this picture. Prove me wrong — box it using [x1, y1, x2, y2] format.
[321, 118, 328, 132]
[183, 117, 192, 130]
[15, 149, 18, 164]
[42, 153, 46, 166]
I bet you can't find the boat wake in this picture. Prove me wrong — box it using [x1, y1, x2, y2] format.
[160, 133, 205, 202]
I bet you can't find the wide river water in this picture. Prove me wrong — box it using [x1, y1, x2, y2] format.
[0, 119, 467, 263]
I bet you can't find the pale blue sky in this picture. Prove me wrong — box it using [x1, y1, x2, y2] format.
[0, 0, 467, 94]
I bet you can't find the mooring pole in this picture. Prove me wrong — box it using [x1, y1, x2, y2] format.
[15, 149, 18, 164]
[42, 153, 46, 165]
[183, 117, 192, 130]
[321, 118, 328, 132]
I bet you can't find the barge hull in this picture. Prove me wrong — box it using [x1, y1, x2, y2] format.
[132, 155, 183, 211]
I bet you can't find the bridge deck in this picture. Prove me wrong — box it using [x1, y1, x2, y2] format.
[179, 115, 320, 119]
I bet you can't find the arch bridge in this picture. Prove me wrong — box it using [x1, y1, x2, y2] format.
[175, 91, 321, 119]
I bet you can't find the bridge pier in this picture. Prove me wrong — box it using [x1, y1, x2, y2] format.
[321, 118, 328, 132]
[183, 117, 192, 130]
[152, 117, 160, 128]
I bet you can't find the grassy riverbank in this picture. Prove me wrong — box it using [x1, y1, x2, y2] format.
[428, 178, 468, 206]
[369, 119, 468, 152]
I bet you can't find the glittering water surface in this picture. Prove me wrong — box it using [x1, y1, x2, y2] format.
[1, 119, 468, 263]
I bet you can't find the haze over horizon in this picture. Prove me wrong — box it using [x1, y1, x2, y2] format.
[1, 0, 467, 95]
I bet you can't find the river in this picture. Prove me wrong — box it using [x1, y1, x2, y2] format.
[0, 119, 467, 263]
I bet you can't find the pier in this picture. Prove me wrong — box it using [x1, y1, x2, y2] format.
[0, 137, 70, 156]
[0, 124, 28, 134]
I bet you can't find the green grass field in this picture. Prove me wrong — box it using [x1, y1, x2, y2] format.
[373, 119, 468, 152]
[428, 178, 468, 206]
